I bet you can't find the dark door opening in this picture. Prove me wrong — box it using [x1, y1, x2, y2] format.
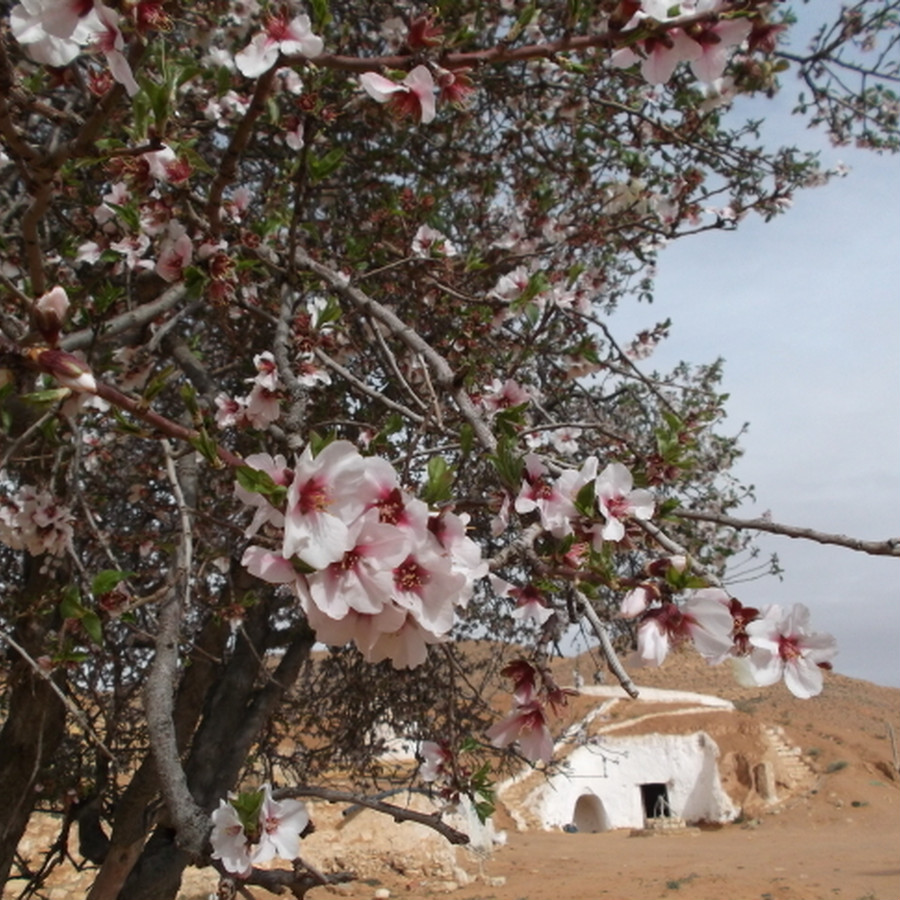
[640, 782, 670, 819]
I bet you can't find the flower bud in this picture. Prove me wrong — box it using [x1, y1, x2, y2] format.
[32, 286, 70, 346]
[31, 348, 97, 393]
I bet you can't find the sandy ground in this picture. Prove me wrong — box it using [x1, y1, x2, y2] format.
[303, 655, 900, 900]
[8, 653, 900, 900]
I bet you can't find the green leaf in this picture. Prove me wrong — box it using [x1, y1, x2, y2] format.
[315, 295, 342, 328]
[488, 436, 523, 490]
[112, 408, 146, 435]
[459, 424, 474, 456]
[573, 479, 596, 518]
[81, 611, 104, 646]
[235, 466, 288, 507]
[309, 0, 331, 28]
[142, 365, 176, 403]
[473, 799, 495, 824]
[422, 456, 454, 505]
[308, 431, 335, 457]
[59, 587, 87, 620]
[22, 388, 71, 405]
[189, 428, 222, 467]
[92, 569, 135, 596]
[230, 788, 265, 839]
[180, 383, 200, 418]
[307, 148, 345, 183]
[507, 0, 536, 41]
[107, 201, 141, 233]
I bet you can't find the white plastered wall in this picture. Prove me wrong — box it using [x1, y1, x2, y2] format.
[530, 731, 738, 831]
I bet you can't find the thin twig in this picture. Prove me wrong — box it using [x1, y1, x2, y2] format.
[0, 627, 117, 762]
[673, 508, 900, 558]
[278, 786, 470, 846]
[574, 590, 639, 699]
[294, 247, 497, 452]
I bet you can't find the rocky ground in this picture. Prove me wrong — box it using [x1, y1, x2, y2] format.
[7, 652, 899, 900]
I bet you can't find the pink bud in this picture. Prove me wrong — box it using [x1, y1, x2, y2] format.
[33, 286, 70, 345]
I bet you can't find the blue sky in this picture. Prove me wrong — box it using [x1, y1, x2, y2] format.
[610, 32, 900, 687]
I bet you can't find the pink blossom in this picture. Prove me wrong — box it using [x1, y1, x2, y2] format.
[428, 510, 488, 596]
[0, 484, 73, 557]
[235, 14, 323, 78]
[209, 784, 308, 877]
[282, 440, 369, 568]
[411, 223, 457, 257]
[234, 452, 290, 537]
[210, 799, 252, 877]
[611, 29, 702, 85]
[436, 66, 475, 106]
[419, 740, 450, 783]
[215, 392, 247, 429]
[89, 3, 139, 96]
[549, 426, 582, 456]
[742, 603, 838, 698]
[390, 544, 465, 635]
[363, 612, 447, 670]
[514, 454, 578, 537]
[155, 232, 192, 282]
[491, 266, 531, 302]
[305, 512, 409, 618]
[360, 65, 437, 124]
[110, 234, 153, 271]
[479, 378, 532, 414]
[492, 576, 554, 625]
[253, 784, 309, 864]
[595, 462, 654, 542]
[295, 358, 331, 387]
[33, 348, 97, 393]
[245, 384, 281, 428]
[33, 286, 70, 344]
[10, 0, 95, 66]
[240, 546, 297, 586]
[619, 584, 657, 619]
[689, 18, 753, 84]
[486, 700, 553, 764]
[635, 591, 733, 666]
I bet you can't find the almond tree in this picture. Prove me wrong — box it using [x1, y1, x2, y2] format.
[0, 1, 897, 897]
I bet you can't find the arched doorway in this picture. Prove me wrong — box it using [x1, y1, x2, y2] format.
[572, 793, 608, 833]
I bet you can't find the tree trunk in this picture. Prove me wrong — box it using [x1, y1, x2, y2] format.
[0, 613, 67, 887]
[86, 614, 230, 900]
[116, 606, 314, 900]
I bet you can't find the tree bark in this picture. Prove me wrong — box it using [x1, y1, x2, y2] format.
[0, 612, 67, 888]
[86, 614, 230, 900]
[117, 604, 314, 900]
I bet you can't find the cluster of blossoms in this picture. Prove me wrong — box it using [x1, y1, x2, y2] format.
[10, 0, 139, 94]
[237, 441, 487, 669]
[0, 483, 74, 557]
[610, 0, 755, 86]
[512, 457, 655, 548]
[621, 569, 837, 699]
[359, 18, 474, 125]
[210, 783, 309, 877]
[215, 305, 334, 431]
[215, 352, 283, 431]
[485, 661, 575, 765]
[233, 12, 323, 77]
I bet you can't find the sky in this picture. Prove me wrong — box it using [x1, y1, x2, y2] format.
[608, 17, 900, 688]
